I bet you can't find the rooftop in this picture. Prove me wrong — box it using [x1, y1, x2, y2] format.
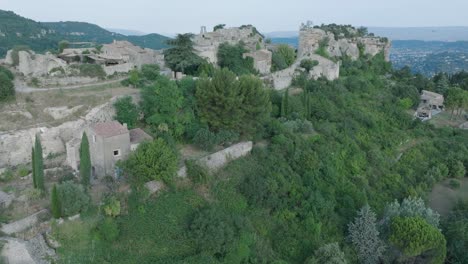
[90, 121, 128, 138]
[421, 90, 444, 100]
[130, 128, 153, 144]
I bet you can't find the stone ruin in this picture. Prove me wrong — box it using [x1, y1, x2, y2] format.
[192, 25, 272, 74]
[2, 41, 167, 86]
[268, 23, 391, 90]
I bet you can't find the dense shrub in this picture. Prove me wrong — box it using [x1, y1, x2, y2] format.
[123, 139, 178, 185]
[217, 42, 257, 75]
[57, 181, 90, 217]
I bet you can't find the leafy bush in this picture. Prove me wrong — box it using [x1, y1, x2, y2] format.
[57, 181, 90, 217]
[102, 196, 121, 217]
[97, 217, 119, 242]
[217, 42, 257, 75]
[140, 64, 160, 81]
[271, 44, 296, 72]
[449, 179, 461, 189]
[123, 139, 178, 185]
[193, 128, 217, 151]
[300, 59, 319, 72]
[185, 160, 210, 184]
[0, 71, 15, 101]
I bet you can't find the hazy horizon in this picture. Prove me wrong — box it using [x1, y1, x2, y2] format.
[2, 0, 468, 35]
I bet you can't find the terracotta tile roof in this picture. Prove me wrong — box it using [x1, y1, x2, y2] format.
[90, 121, 128, 138]
[129, 128, 153, 144]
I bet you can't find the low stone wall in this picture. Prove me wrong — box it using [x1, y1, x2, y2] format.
[39, 76, 98, 87]
[1, 209, 48, 235]
[178, 141, 253, 177]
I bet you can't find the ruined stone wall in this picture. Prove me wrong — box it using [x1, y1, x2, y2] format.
[13, 51, 67, 77]
[243, 49, 272, 75]
[193, 26, 266, 67]
[298, 28, 391, 61]
[178, 141, 253, 177]
[0, 97, 120, 169]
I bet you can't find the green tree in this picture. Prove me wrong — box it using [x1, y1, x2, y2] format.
[449, 160, 466, 179]
[217, 42, 256, 75]
[164, 33, 204, 75]
[0, 72, 15, 101]
[196, 68, 271, 135]
[305, 243, 347, 264]
[389, 217, 446, 264]
[140, 76, 184, 138]
[79, 132, 91, 187]
[281, 89, 289, 117]
[435, 74, 449, 95]
[51, 184, 61, 218]
[58, 40, 69, 53]
[140, 64, 160, 81]
[123, 139, 178, 185]
[382, 197, 440, 231]
[348, 205, 385, 264]
[128, 69, 140, 88]
[444, 201, 468, 263]
[113, 96, 139, 129]
[213, 24, 226, 31]
[32, 134, 45, 191]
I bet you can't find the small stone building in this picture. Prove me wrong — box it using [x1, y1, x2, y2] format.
[415, 90, 444, 120]
[67, 121, 152, 178]
[420, 90, 444, 110]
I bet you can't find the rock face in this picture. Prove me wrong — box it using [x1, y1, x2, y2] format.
[193, 26, 271, 74]
[15, 51, 67, 77]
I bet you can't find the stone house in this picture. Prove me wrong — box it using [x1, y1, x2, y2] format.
[420, 90, 444, 110]
[66, 121, 152, 178]
[415, 90, 444, 120]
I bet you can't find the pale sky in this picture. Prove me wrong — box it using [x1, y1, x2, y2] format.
[1, 0, 467, 35]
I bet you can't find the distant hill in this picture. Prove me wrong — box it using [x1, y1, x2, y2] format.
[45, 21, 170, 51]
[0, 10, 170, 57]
[106, 28, 147, 36]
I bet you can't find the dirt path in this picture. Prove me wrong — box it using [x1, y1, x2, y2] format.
[15, 77, 127, 93]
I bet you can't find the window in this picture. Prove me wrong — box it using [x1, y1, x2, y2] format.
[113, 149, 120, 157]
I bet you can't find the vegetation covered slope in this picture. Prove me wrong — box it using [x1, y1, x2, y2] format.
[0, 10, 170, 56]
[51, 53, 468, 263]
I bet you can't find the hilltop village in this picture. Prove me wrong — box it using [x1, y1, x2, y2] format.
[0, 16, 467, 264]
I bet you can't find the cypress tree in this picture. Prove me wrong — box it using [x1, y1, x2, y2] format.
[31, 147, 36, 188]
[34, 134, 45, 191]
[80, 132, 91, 187]
[281, 88, 289, 117]
[51, 184, 61, 218]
